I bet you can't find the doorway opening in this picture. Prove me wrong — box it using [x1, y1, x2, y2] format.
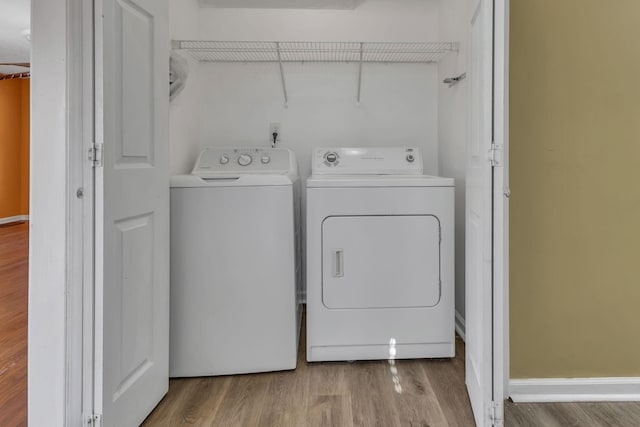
[0, 14, 31, 422]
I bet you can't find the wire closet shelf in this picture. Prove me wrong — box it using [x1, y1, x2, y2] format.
[172, 41, 458, 63]
[171, 40, 459, 106]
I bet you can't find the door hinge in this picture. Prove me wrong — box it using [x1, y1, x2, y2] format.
[86, 414, 102, 427]
[488, 143, 502, 166]
[88, 143, 103, 167]
[490, 401, 504, 426]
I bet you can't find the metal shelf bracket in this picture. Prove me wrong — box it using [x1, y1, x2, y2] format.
[357, 42, 364, 105]
[443, 72, 467, 88]
[275, 42, 289, 108]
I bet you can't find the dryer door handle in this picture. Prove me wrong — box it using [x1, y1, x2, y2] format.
[333, 249, 344, 278]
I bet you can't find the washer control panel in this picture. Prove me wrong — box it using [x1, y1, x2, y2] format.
[312, 147, 423, 175]
[192, 147, 292, 177]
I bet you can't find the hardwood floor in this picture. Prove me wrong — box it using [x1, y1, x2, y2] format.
[144, 314, 640, 427]
[143, 324, 476, 427]
[4, 221, 639, 426]
[0, 222, 29, 427]
[505, 401, 640, 427]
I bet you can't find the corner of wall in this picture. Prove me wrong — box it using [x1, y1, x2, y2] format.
[169, 53, 203, 175]
[436, 0, 470, 318]
[169, 0, 204, 175]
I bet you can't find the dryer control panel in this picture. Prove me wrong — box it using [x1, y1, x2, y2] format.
[193, 147, 294, 177]
[312, 147, 423, 175]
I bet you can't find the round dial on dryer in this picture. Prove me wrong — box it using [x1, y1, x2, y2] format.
[237, 154, 253, 166]
[261, 155, 271, 164]
[219, 155, 230, 165]
[324, 151, 339, 166]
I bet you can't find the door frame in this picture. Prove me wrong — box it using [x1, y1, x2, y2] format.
[493, 0, 510, 403]
[68, 0, 98, 425]
[28, 0, 93, 425]
[28, 0, 511, 425]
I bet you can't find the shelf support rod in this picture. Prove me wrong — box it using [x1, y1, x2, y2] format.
[357, 42, 364, 105]
[276, 42, 288, 108]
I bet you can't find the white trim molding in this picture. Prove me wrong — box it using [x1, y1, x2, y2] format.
[0, 215, 29, 225]
[455, 310, 465, 342]
[510, 377, 640, 403]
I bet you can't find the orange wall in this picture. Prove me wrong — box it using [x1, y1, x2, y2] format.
[0, 79, 30, 219]
[20, 80, 30, 215]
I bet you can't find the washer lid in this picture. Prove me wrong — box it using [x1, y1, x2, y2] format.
[306, 174, 454, 188]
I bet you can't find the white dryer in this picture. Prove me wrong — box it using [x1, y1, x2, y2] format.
[170, 147, 302, 377]
[306, 147, 454, 362]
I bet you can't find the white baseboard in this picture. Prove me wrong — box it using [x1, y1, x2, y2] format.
[0, 215, 29, 225]
[455, 310, 465, 341]
[510, 377, 640, 403]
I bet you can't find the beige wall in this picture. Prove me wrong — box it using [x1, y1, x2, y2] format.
[510, 0, 640, 378]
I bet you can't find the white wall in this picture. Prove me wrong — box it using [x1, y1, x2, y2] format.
[438, 0, 472, 332]
[169, 0, 443, 175]
[169, 0, 202, 174]
[29, 0, 69, 424]
[170, 0, 199, 39]
[196, 0, 440, 42]
[169, 58, 203, 175]
[196, 62, 439, 179]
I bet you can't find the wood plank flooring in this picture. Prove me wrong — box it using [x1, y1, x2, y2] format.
[4, 221, 640, 426]
[143, 322, 476, 427]
[143, 313, 640, 427]
[505, 401, 640, 427]
[0, 222, 29, 427]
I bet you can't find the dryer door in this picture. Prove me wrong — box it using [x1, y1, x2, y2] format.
[322, 215, 441, 309]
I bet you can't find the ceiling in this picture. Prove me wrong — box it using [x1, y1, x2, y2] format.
[0, 0, 30, 75]
[198, 0, 364, 9]
[0, 64, 29, 76]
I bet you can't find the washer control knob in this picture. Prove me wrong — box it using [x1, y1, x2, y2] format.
[219, 155, 230, 165]
[261, 155, 271, 164]
[237, 154, 253, 166]
[406, 154, 415, 163]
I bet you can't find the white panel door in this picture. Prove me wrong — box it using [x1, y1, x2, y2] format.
[466, 0, 495, 426]
[322, 215, 441, 309]
[94, 0, 170, 425]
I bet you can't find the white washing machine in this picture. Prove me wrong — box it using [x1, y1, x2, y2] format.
[306, 147, 454, 362]
[170, 147, 302, 377]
